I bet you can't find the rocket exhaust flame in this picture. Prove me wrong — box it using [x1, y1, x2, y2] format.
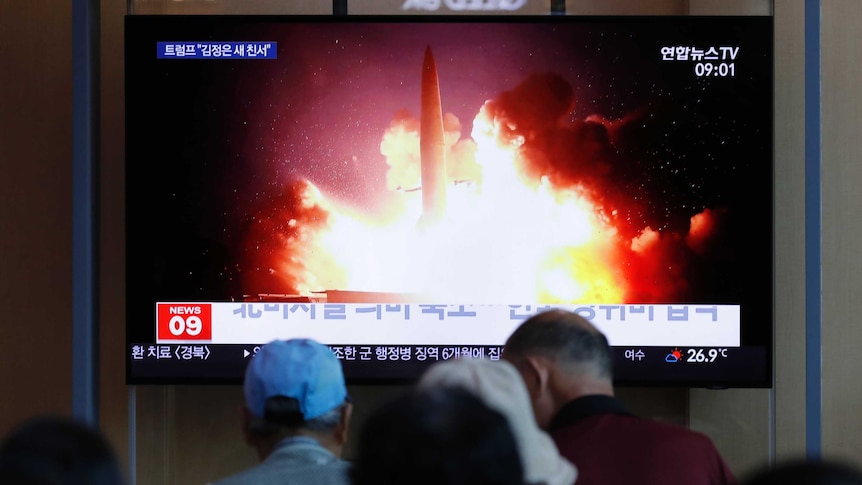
[241, 48, 725, 305]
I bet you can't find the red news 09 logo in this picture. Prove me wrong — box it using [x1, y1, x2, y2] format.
[157, 303, 212, 341]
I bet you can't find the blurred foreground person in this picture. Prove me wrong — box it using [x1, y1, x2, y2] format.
[418, 358, 577, 485]
[504, 309, 735, 485]
[742, 459, 862, 485]
[0, 415, 125, 485]
[352, 386, 525, 485]
[211, 338, 352, 485]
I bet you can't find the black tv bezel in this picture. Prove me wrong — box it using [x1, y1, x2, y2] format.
[124, 14, 775, 389]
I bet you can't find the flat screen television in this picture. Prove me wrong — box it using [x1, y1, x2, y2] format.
[125, 14, 773, 387]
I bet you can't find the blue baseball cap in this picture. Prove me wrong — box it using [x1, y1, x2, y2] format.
[244, 339, 348, 421]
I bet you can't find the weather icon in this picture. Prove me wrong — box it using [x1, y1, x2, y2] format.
[665, 348, 683, 363]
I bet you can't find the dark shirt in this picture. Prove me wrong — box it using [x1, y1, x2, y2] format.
[549, 395, 737, 485]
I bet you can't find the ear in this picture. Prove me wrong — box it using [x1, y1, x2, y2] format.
[522, 355, 551, 396]
[333, 401, 353, 448]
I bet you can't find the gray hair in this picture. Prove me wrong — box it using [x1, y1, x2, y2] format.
[301, 405, 345, 432]
[504, 309, 613, 380]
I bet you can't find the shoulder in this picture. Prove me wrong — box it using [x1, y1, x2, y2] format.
[613, 414, 723, 448]
[622, 418, 734, 476]
[210, 459, 352, 485]
[637, 417, 720, 446]
[555, 412, 724, 456]
[553, 414, 735, 484]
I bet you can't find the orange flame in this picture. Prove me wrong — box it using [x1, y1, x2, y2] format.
[269, 104, 631, 304]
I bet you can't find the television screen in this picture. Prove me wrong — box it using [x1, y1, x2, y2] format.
[125, 14, 773, 386]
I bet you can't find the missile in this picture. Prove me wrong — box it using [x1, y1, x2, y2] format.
[419, 46, 447, 227]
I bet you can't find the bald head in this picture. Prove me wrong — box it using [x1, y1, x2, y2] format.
[504, 309, 613, 382]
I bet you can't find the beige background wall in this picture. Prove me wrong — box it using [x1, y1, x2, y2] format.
[821, 0, 862, 464]
[770, 0, 807, 462]
[1, 0, 850, 483]
[0, 1, 74, 434]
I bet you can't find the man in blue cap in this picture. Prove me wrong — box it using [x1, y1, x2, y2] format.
[211, 338, 353, 485]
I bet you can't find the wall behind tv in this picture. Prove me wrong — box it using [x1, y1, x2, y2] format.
[9, 0, 862, 483]
[0, 1, 73, 431]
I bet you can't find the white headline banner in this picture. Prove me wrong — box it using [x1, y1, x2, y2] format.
[155, 302, 740, 347]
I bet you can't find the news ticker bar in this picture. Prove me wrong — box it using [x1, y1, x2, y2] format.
[128, 344, 766, 385]
[155, 303, 741, 347]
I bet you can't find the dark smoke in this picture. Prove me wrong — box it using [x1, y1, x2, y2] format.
[479, 72, 628, 229]
[480, 72, 730, 303]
